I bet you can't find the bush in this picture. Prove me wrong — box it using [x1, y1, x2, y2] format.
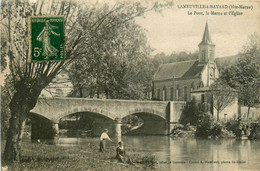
[195, 113, 213, 138]
[211, 122, 222, 138]
[225, 118, 242, 138]
[179, 99, 203, 126]
[248, 123, 260, 140]
[195, 114, 232, 138]
[131, 154, 156, 168]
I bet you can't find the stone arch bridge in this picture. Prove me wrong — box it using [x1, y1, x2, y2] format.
[30, 97, 185, 141]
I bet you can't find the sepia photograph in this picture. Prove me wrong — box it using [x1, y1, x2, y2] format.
[1, 0, 260, 170]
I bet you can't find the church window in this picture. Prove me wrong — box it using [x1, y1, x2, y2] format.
[184, 86, 188, 101]
[157, 89, 160, 100]
[201, 94, 205, 104]
[199, 81, 204, 88]
[210, 49, 214, 60]
[171, 87, 174, 101]
[202, 49, 206, 62]
[176, 85, 180, 100]
[163, 87, 166, 101]
[191, 82, 194, 91]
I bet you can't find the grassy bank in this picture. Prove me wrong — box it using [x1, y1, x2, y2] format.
[1, 139, 156, 171]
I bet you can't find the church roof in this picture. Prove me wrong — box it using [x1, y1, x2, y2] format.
[199, 22, 215, 46]
[182, 60, 205, 78]
[154, 60, 204, 81]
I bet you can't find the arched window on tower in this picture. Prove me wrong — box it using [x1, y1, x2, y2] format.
[210, 49, 214, 61]
[199, 81, 204, 88]
[202, 49, 206, 62]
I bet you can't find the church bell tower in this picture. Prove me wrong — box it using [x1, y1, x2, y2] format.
[198, 22, 215, 64]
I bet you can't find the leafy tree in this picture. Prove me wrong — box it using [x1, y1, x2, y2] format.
[220, 34, 260, 118]
[209, 79, 237, 121]
[1, 84, 12, 139]
[179, 98, 203, 126]
[1, 0, 171, 163]
[67, 4, 166, 100]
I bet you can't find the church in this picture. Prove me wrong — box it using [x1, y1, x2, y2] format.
[152, 22, 219, 102]
[152, 22, 240, 120]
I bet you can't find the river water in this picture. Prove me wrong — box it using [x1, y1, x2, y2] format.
[56, 136, 260, 171]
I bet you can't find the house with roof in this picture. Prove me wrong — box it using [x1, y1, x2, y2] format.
[152, 22, 239, 120]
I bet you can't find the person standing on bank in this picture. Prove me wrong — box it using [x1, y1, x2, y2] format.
[99, 129, 112, 152]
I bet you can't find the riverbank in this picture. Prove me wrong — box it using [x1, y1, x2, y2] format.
[1, 139, 156, 171]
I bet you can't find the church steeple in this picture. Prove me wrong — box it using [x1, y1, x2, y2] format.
[199, 21, 214, 46]
[198, 22, 215, 64]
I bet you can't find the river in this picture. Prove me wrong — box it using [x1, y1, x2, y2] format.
[56, 136, 260, 171]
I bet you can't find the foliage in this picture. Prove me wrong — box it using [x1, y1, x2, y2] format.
[170, 124, 196, 138]
[67, 16, 155, 99]
[1, 85, 12, 139]
[209, 79, 237, 121]
[152, 51, 199, 64]
[179, 99, 203, 125]
[248, 123, 260, 140]
[121, 115, 143, 134]
[136, 155, 156, 168]
[220, 34, 260, 117]
[210, 122, 222, 138]
[195, 113, 213, 138]
[225, 118, 242, 138]
[195, 114, 236, 138]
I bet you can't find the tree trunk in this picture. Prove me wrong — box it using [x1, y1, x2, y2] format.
[3, 108, 27, 164]
[17, 119, 26, 160]
[247, 106, 251, 119]
[3, 114, 20, 163]
[3, 85, 40, 164]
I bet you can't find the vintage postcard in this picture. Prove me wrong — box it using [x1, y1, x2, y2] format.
[1, 0, 259, 171]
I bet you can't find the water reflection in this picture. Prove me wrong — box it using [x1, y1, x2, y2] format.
[55, 136, 260, 171]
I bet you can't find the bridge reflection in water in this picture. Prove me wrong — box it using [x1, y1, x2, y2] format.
[55, 136, 260, 171]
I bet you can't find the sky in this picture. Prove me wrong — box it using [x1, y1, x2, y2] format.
[135, 0, 260, 58]
[28, 0, 259, 58]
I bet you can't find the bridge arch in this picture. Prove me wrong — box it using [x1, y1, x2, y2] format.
[123, 109, 167, 135]
[28, 112, 57, 140]
[28, 112, 52, 121]
[126, 108, 166, 120]
[54, 106, 117, 123]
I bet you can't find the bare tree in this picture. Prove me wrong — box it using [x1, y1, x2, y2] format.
[209, 79, 237, 121]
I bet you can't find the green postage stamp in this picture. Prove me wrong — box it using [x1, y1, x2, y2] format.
[28, 16, 65, 62]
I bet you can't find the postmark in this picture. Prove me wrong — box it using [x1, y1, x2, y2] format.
[28, 16, 65, 62]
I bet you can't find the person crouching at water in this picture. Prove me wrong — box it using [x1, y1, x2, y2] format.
[99, 129, 112, 152]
